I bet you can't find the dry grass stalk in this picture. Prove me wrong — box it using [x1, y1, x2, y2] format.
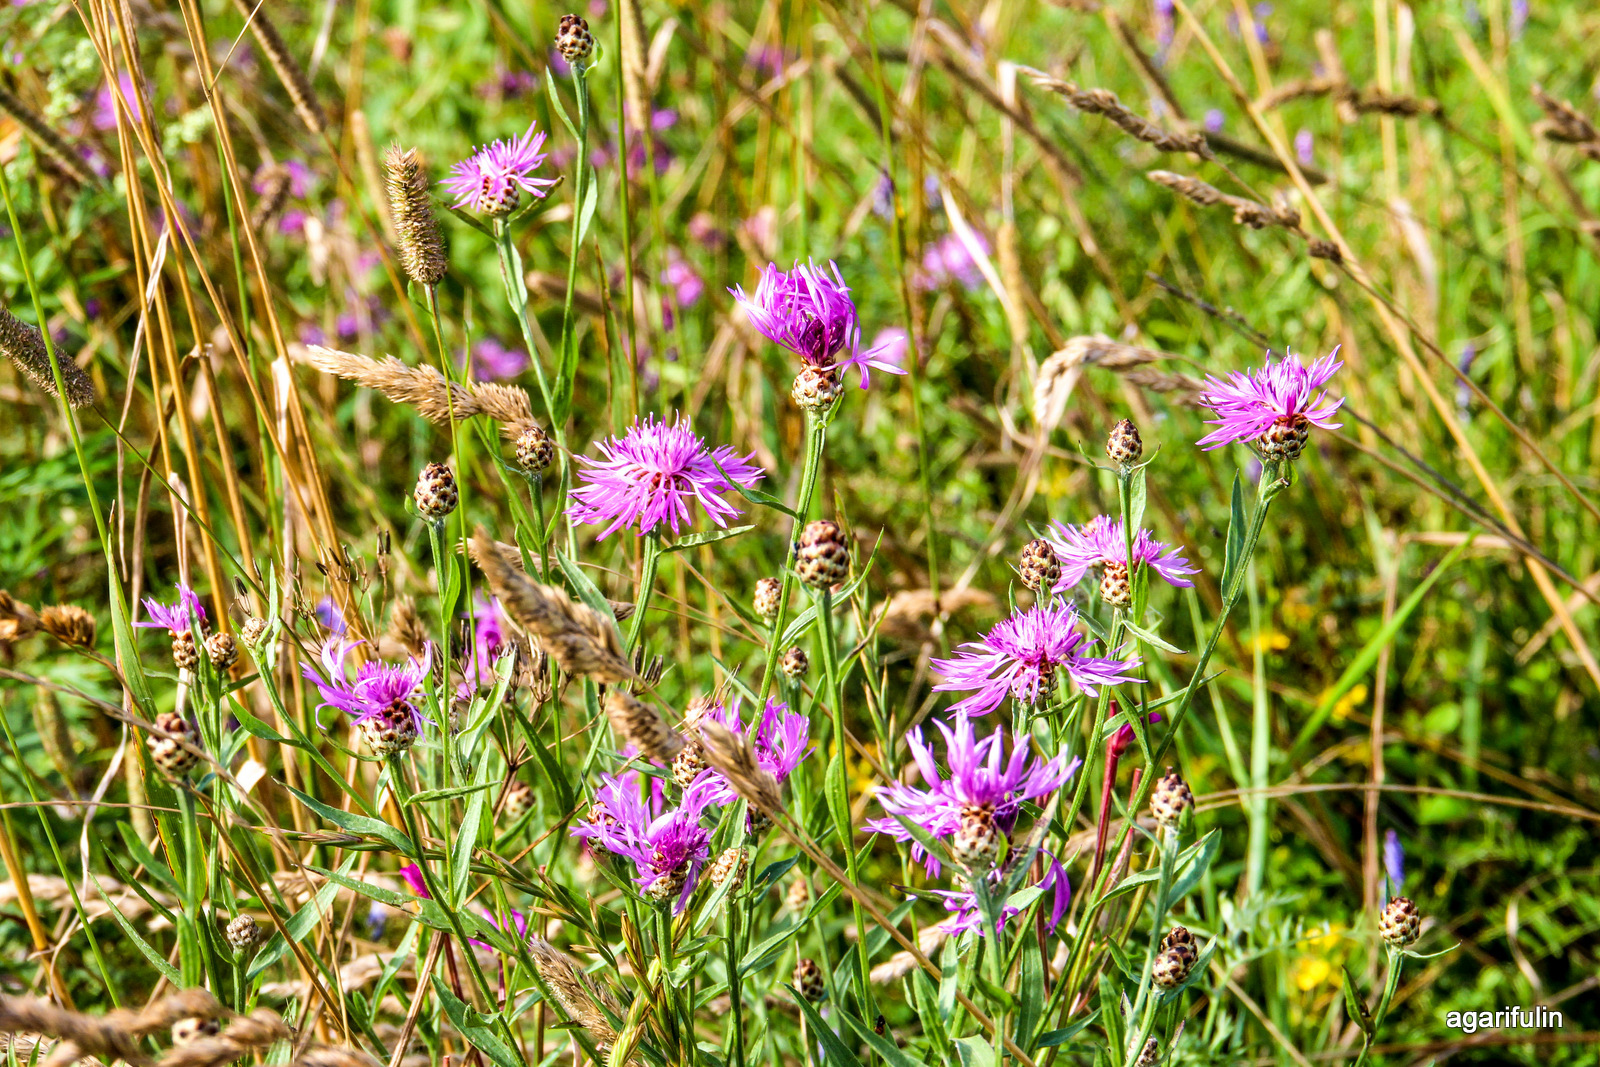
[604, 690, 685, 764]
[230, 0, 326, 135]
[1020, 67, 1211, 157]
[1034, 336, 1173, 434]
[1147, 170, 1301, 231]
[382, 146, 447, 288]
[0, 83, 96, 186]
[869, 925, 950, 984]
[0, 874, 177, 928]
[300, 345, 533, 433]
[249, 163, 292, 231]
[294, 1048, 384, 1067]
[1258, 78, 1438, 119]
[0, 988, 223, 1067]
[465, 538, 635, 621]
[1122, 368, 1206, 404]
[39, 605, 96, 648]
[1, 307, 97, 408]
[697, 720, 781, 817]
[1532, 84, 1600, 162]
[385, 596, 429, 659]
[157, 1011, 289, 1067]
[875, 588, 997, 646]
[470, 528, 634, 685]
[527, 938, 623, 1052]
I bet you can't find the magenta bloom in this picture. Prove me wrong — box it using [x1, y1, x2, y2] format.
[399, 863, 429, 898]
[567, 415, 764, 539]
[464, 338, 530, 381]
[930, 855, 1071, 937]
[931, 603, 1143, 716]
[571, 772, 717, 913]
[918, 231, 989, 292]
[137, 585, 207, 634]
[729, 260, 907, 388]
[301, 637, 434, 735]
[443, 122, 559, 213]
[865, 715, 1076, 875]
[1046, 516, 1198, 591]
[459, 593, 513, 693]
[692, 697, 812, 807]
[1196, 349, 1344, 451]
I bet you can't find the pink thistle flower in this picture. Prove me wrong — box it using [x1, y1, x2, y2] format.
[1046, 516, 1199, 591]
[1196, 349, 1344, 454]
[442, 122, 559, 215]
[567, 415, 764, 540]
[864, 715, 1076, 876]
[931, 602, 1143, 716]
[729, 260, 908, 388]
[399, 863, 429, 898]
[301, 636, 434, 737]
[691, 697, 812, 807]
[930, 854, 1071, 937]
[136, 584, 207, 634]
[570, 772, 717, 913]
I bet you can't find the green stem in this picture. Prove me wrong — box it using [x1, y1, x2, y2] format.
[1354, 950, 1404, 1067]
[1123, 826, 1181, 1063]
[758, 412, 828, 701]
[626, 534, 662, 656]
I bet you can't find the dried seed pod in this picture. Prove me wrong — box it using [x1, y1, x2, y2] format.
[1380, 896, 1420, 948]
[753, 577, 782, 620]
[514, 423, 554, 475]
[39, 604, 95, 648]
[708, 846, 749, 890]
[793, 958, 825, 1002]
[147, 711, 200, 778]
[779, 646, 809, 678]
[1099, 561, 1132, 607]
[1150, 768, 1194, 828]
[604, 690, 685, 764]
[204, 632, 237, 671]
[1018, 539, 1060, 594]
[383, 145, 447, 288]
[791, 365, 844, 413]
[1106, 418, 1143, 467]
[0, 590, 39, 643]
[414, 462, 459, 521]
[795, 520, 850, 590]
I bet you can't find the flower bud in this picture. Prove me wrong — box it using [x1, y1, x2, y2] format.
[1150, 767, 1193, 829]
[225, 914, 263, 953]
[414, 462, 459, 521]
[555, 14, 595, 65]
[780, 646, 809, 678]
[1018, 539, 1060, 594]
[1107, 418, 1143, 467]
[147, 711, 200, 778]
[1380, 896, 1421, 948]
[515, 424, 555, 475]
[793, 958, 825, 1002]
[754, 577, 782, 620]
[795, 520, 850, 590]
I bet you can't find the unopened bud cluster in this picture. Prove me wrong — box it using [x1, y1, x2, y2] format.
[1152, 925, 1197, 989]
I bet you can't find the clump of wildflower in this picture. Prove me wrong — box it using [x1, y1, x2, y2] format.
[688, 697, 811, 813]
[931, 602, 1143, 717]
[1047, 516, 1198, 595]
[302, 637, 434, 758]
[443, 122, 558, 216]
[729, 261, 907, 389]
[567, 415, 763, 539]
[929, 855, 1071, 937]
[137, 584, 208, 669]
[571, 772, 716, 913]
[865, 715, 1075, 875]
[1196, 349, 1344, 461]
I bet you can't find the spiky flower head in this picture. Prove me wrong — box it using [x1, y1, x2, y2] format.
[1196, 348, 1344, 460]
[137, 584, 208, 636]
[383, 145, 447, 287]
[931, 602, 1143, 717]
[1106, 418, 1143, 467]
[1046, 516, 1198, 593]
[1, 305, 96, 408]
[514, 423, 555, 475]
[708, 846, 749, 891]
[791, 365, 844, 412]
[1380, 896, 1421, 948]
[753, 577, 782, 620]
[730, 261, 907, 389]
[302, 637, 434, 758]
[240, 616, 270, 647]
[570, 772, 717, 913]
[443, 122, 558, 216]
[1017, 539, 1060, 594]
[865, 715, 1076, 875]
[795, 519, 850, 589]
[555, 14, 595, 66]
[568, 414, 764, 539]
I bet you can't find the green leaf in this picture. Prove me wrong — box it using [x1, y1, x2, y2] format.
[740, 917, 803, 976]
[776, 603, 819, 648]
[435, 978, 525, 1067]
[954, 1036, 999, 1067]
[576, 166, 600, 246]
[249, 855, 354, 979]
[1097, 830, 1221, 904]
[825, 752, 851, 848]
[1035, 1010, 1099, 1048]
[303, 863, 414, 908]
[1221, 472, 1247, 591]
[555, 551, 625, 627]
[453, 755, 494, 906]
[405, 781, 499, 806]
[787, 986, 865, 1067]
[837, 1010, 923, 1067]
[115, 823, 181, 896]
[1014, 937, 1044, 1049]
[286, 785, 412, 855]
[1341, 965, 1374, 1036]
[233, 701, 291, 743]
[89, 873, 181, 984]
[712, 456, 799, 519]
[663, 525, 755, 553]
[1122, 619, 1185, 655]
[543, 69, 580, 142]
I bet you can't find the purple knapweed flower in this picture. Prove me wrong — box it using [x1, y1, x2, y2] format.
[91, 73, 144, 132]
[301, 636, 434, 736]
[464, 337, 531, 381]
[662, 251, 704, 309]
[1107, 711, 1162, 759]
[1384, 829, 1404, 894]
[399, 862, 429, 898]
[459, 593, 513, 693]
[472, 907, 530, 953]
[692, 697, 812, 807]
[919, 231, 989, 292]
[1294, 128, 1315, 167]
[864, 715, 1076, 876]
[1046, 516, 1199, 591]
[1196, 348, 1344, 455]
[137, 584, 207, 634]
[1204, 109, 1226, 133]
[931, 602, 1143, 716]
[930, 855, 1071, 936]
[567, 414, 764, 539]
[571, 772, 717, 913]
[315, 596, 347, 635]
[868, 327, 909, 371]
[443, 122, 558, 214]
[729, 260, 907, 389]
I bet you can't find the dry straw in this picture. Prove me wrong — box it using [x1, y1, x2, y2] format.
[39, 605, 96, 649]
[1020, 67, 1212, 158]
[249, 163, 292, 232]
[1531, 84, 1600, 162]
[1147, 170, 1301, 231]
[0, 988, 223, 1067]
[527, 938, 623, 1052]
[696, 719, 782, 818]
[382, 146, 448, 288]
[1, 307, 97, 408]
[157, 1011, 288, 1067]
[470, 529, 634, 685]
[604, 690, 684, 764]
[466, 538, 635, 621]
[301, 345, 533, 436]
[231, 0, 326, 135]
[0, 83, 96, 186]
